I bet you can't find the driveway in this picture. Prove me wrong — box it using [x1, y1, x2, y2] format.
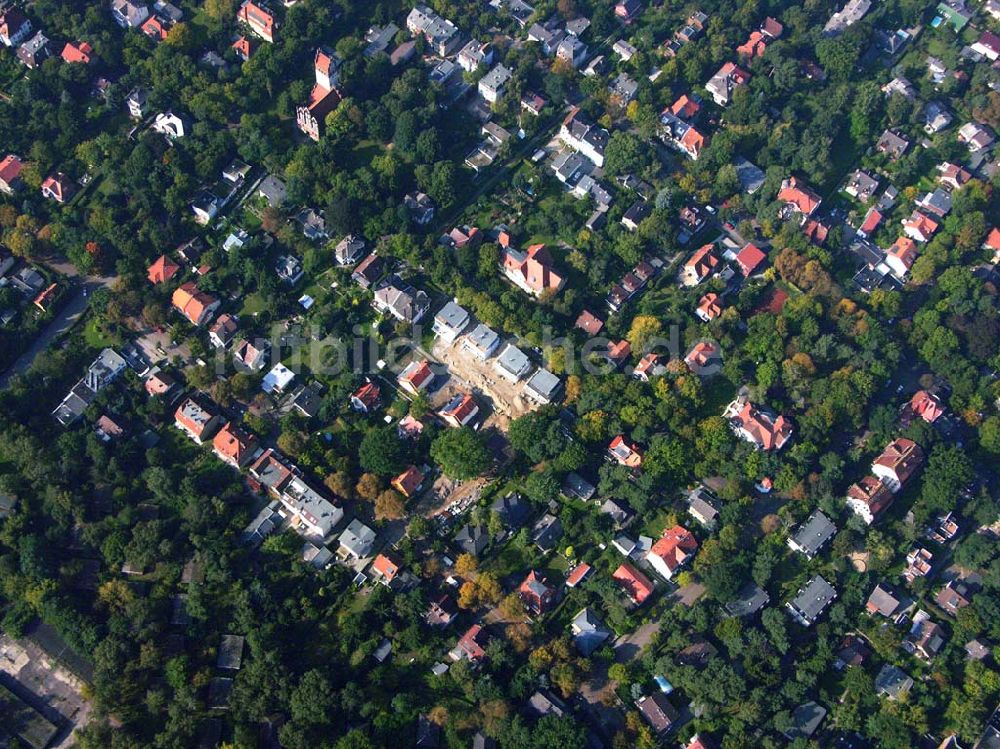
[0, 269, 116, 389]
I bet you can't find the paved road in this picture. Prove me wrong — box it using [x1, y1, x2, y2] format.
[0, 269, 116, 389]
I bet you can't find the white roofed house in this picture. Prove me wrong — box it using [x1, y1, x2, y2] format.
[478, 63, 513, 104]
[432, 301, 470, 343]
[335, 235, 367, 265]
[463, 323, 500, 359]
[523, 368, 561, 404]
[458, 39, 493, 73]
[494, 343, 532, 381]
[338, 518, 376, 560]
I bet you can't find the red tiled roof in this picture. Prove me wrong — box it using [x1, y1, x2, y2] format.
[910, 390, 944, 423]
[171, 281, 217, 325]
[847, 476, 895, 519]
[859, 209, 883, 235]
[737, 30, 768, 58]
[391, 465, 424, 498]
[671, 94, 701, 119]
[684, 341, 718, 368]
[735, 243, 766, 276]
[874, 438, 924, 486]
[697, 293, 722, 320]
[566, 563, 592, 587]
[778, 177, 821, 215]
[148, 254, 180, 285]
[351, 381, 381, 410]
[612, 562, 654, 604]
[61, 41, 93, 63]
[985, 227, 1000, 252]
[502, 243, 564, 295]
[649, 525, 698, 573]
[212, 422, 258, 466]
[575, 310, 604, 335]
[0, 154, 23, 186]
[372, 552, 401, 582]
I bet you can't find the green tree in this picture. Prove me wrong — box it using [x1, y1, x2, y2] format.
[430, 428, 490, 479]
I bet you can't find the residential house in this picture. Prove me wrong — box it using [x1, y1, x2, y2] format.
[778, 176, 821, 217]
[501, 243, 564, 297]
[391, 466, 424, 499]
[609, 72, 639, 105]
[787, 510, 836, 559]
[875, 664, 913, 700]
[681, 243, 720, 286]
[262, 362, 295, 395]
[684, 340, 719, 372]
[786, 575, 836, 626]
[705, 62, 751, 106]
[463, 323, 500, 359]
[373, 278, 430, 324]
[0, 154, 23, 194]
[351, 252, 386, 289]
[370, 552, 401, 586]
[723, 393, 793, 450]
[636, 693, 678, 735]
[531, 513, 563, 552]
[519, 570, 557, 615]
[621, 200, 650, 231]
[688, 486, 720, 528]
[338, 518, 376, 559]
[737, 30, 769, 58]
[632, 353, 665, 382]
[40, 172, 74, 203]
[923, 100, 953, 134]
[971, 31, 1000, 61]
[171, 282, 219, 326]
[439, 392, 480, 427]
[876, 129, 910, 160]
[866, 582, 909, 620]
[937, 162, 971, 190]
[146, 254, 179, 285]
[0, 8, 32, 47]
[571, 607, 611, 656]
[237, 0, 276, 43]
[845, 170, 879, 201]
[152, 111, 187, 139]
[725, 583, 770, 617]
[398, 360, 435, 395]
[735, 243, 766, 276]
[457, 39, 492, 72]
[608, 434, 642, 468]
[233, 339, 269, 372]
[490, 493, 531, 528]
[478, 63, 512, 103]
[872, 437, 924, 492]
[615, 0, 642, 24]
[696, 293, 722, 322]
[613, 562, 654, 605]
[451, 624, 489, 664]
[111, 0, 150, 28]
[61, 41, 93, 64]
[212, 422, 259, 469]
[646, 525, 698, 580]
[175, 397, 222, 443]
[904, 546, 934, 583]
[406, 5, 459, 56]
[559, 108, 608, 166]
[295, 208, 326, 240]
[426, 593, 457, 628]
[937, 579, 973, 616]
[126, 87, 148, 119]
[957, 122, 994, 152]
[350, 381, 380, 413]
[885, 236, 919, 278]
[404, 192, 435, 225]
[208, 314, 239, 349]
[455, 523, 488, 556]
[846, 475, 895, 524]
[857, 208, 883, 238]
[523, 368, 561, 404]
[566, 563, 593, 589]
[555, 35, 587, 68]
[907, 390, 945, 424]
[335, 235, 367, 265]
[613, 39, 636, 61]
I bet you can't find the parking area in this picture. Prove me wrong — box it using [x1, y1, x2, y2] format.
[0, 632, 92, 748]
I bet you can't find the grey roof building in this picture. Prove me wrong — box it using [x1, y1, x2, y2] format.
[726, 583, 770, 617]
[490, 493, 531, 528]
[455, 523, 488, 556]
[787, 510, 836, 559]
[561, 472, 596, 501]
[687, 485, 720, 528]
[786, 575, 837, 627]
[494, 342, 531, 381]
[524, 368, 561, 403]
[571, 607, 611, 656]
[532, 513, 563, 552]
[875, 663, 913, 700]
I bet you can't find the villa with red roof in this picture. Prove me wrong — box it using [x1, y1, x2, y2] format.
[212, 422, 260, 469]
[398, 359, 434, 395]
[872, 437, 924, 493]
[705, 62, 751, 106]
[684, 340, 719, 370]
[858, 208, 883, 238]
[575, 310, 604, 335]
[439, 393, 479, 428]
[452, 624, 489, 663]
[902, 211, 939, 243]
[501, 243, 564, 297]
[735, 243, 766, 276]
[909, 390, 944, 424]
[41, 173, 75, 204]
[723, 393, 793, 450]
[681, 243, 720, 286]
[696, 293, 722, 322]
[671, 94, 701, 119]
[391, 465, 424, 498]
[566, 563, 592, 588]
[737, 30, 768, 58]
[60, 41, 92, 64]
[778, 176, 821, 217]
[172, 282, 220, 326]
[147, 255, 180, 285]
[0, 154, 23, 194]
[646, 525, 698, 580]
[608, 435, 643, 468]
[519, 570, 557, 615]
[350, 382, 380, 413]
[986, 228, 1000, 261]
[886, 236, 918, 279]
[237, 0, 276, 42]
[846, 476, 895, 524]
[232, 35, 254, 60]
[371, 552, 402, 586]
[613, 562, 654, 605]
